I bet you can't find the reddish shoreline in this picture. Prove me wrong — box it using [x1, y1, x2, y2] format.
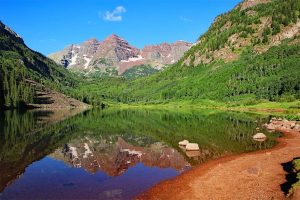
[137, 128, 299, 200]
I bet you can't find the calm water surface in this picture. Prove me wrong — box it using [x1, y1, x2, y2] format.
[0, 108, 279, 200]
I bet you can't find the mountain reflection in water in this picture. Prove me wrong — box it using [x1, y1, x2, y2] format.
[0, 108, 279, 200]
[51, 136, 190, 176]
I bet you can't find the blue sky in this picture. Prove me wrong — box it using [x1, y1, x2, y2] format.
[0, 0, 240, 55]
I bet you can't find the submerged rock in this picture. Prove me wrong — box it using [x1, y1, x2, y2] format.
[186, 143, 200, 151]
[179, 140, 189, 146]
[185, 150, 200, 158]
[254, 138, 267, 142]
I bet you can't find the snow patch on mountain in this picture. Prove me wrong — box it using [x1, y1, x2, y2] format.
[83, 56, 91, 69]
[120, 55, 144, 63]
[69, 54, 78, 66]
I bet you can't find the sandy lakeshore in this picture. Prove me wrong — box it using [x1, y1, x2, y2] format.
[137, 127, 300, 200]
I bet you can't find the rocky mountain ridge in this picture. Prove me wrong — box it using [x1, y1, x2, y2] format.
[49, 34, 192, 76]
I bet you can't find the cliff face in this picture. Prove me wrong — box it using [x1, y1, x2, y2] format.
[49, 35, 192, 75]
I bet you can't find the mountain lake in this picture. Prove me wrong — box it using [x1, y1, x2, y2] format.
[0, 108, 280, 200]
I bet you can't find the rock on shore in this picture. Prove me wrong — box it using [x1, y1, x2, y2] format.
[265, 118, 300, 133]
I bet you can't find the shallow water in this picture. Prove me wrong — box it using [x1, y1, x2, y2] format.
[0, 108, 279, 200]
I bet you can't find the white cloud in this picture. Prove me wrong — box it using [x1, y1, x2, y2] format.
[180, 16, 193, 23]
[101, 6, 126, 22]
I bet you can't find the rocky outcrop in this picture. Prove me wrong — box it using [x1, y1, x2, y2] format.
[271, 20, 300, 46]
[49, 34, 192, 75]
[239, 0, 271, 11]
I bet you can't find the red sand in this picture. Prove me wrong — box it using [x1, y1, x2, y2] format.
[137, 128, 300, 200]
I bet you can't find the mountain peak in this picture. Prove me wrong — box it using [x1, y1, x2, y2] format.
[83, 38, 100, 45]
[104, 34, 125, 42]
[104, 34, 121, 40]
[49, 34, 192, 75]
[86, 37, 99, 42]
[108, 34, 121, 38]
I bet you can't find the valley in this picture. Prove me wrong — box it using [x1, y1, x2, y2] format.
[0, 0, 300, 199]
[1, 0, 300, 110]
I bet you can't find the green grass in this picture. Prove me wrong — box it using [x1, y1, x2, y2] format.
[293, 159, 300, 171]
[288, 158, 300, 196]
[107, 99, 300, 114]
[238, 101, 300, 110]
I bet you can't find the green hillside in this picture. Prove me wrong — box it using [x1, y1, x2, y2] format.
[180, 0, 300, 66]
[123, 65, 159, 79]
[70, 0, 300, 106]
[0, 21, 78, 108]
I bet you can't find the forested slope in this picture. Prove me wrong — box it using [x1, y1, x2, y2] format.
[0, 21, 79, 108]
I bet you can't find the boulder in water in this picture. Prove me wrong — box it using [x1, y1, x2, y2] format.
[253, 133, 267, 140]
[186, 143, 200, 151]
[179, 140, 189, 146]
[186, 150, 200, 158]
